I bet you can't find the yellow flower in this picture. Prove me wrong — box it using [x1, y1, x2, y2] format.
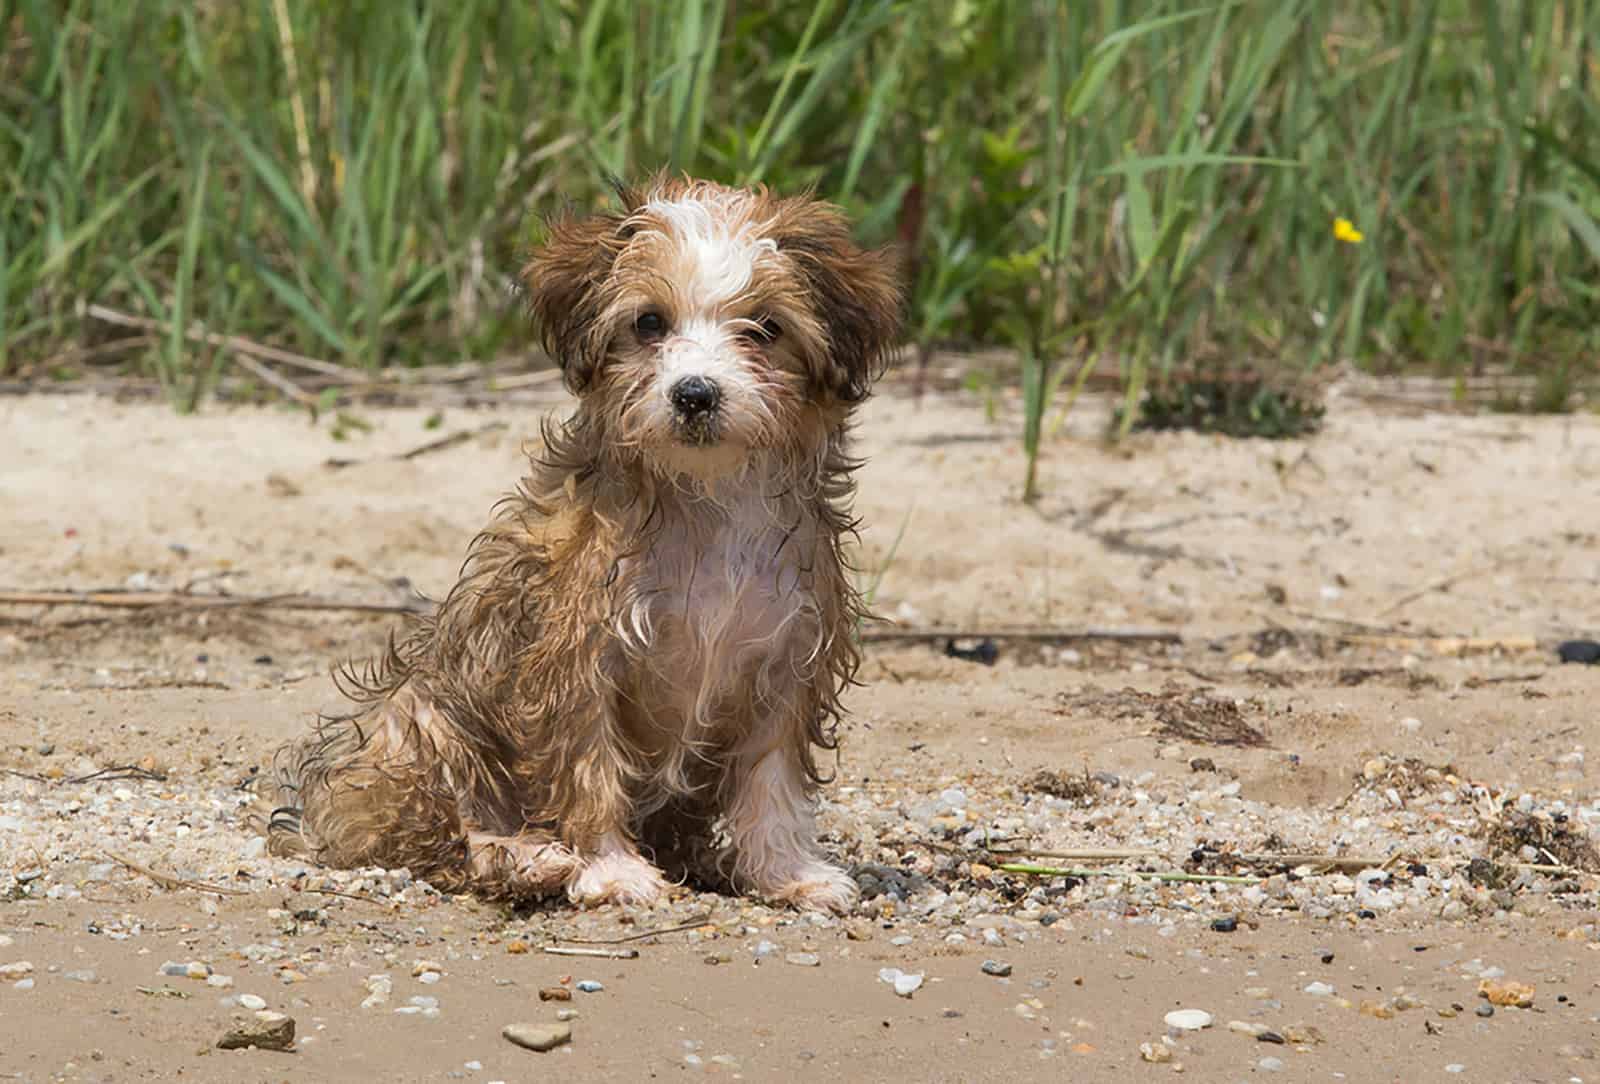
[1333, 217, 1364, 244]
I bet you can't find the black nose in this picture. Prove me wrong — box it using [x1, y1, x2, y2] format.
[669, 375, 720, 417]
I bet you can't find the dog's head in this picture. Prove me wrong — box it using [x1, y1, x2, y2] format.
[523, 176, 901, 481]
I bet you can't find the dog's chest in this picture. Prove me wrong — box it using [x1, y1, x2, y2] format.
[619, 506, 824, 720]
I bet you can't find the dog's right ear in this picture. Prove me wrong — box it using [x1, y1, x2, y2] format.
[522, 208, 629, 394]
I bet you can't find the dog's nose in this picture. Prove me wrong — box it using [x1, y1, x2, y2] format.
[669, 375, 720, 417]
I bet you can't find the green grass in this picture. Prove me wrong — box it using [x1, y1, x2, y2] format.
[3, 1, 1598, 489]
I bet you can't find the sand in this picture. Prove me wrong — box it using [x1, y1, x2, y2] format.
[1, 382, 1597, 1082]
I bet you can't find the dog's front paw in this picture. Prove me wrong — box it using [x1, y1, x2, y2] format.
[569, 851, 669, 908]
[764, 862, 859, 915]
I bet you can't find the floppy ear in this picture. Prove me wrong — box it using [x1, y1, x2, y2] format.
[521, 204, 631, 394]
[777, 203, 903, 403]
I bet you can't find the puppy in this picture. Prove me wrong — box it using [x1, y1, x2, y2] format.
[268, 176, 900, 913]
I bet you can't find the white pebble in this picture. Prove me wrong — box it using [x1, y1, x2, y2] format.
[1445, 1066, 1465, 1075]
[1164, 1009, 1213, 1031]
[1304, 981, 1335, 996]
[238, 994, 267, 1010]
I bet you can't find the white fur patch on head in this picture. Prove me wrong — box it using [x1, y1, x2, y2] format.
[645, 193, 779, 310]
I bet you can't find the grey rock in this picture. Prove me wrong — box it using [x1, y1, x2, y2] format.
[502, 1022, 572, 1052]
[981, 960, 1012, 977]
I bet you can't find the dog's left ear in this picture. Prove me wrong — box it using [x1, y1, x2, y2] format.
[522, 208, 629, 394]
[777, 203, 903, 403]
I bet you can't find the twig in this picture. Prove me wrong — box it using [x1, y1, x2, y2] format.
[541, 945, 640, 959]
[397, 421, 508, 460]
[101, 850, 250, 896]
[996, 848, 1394, 873]
[67, 765, 167, 785]
[0, 588, 428, 616]
[230, 351, 318, 408]
[1, 768, 50, 784]
[1374, 560, 1504, 619]
[861, 626, 1182, 646]
[550, 912, 715, 945]
[305, 887, 391, 905]
[83, 304, 367, 382]
[998, 862, 1264, 885]
[488, 370, 565, 390]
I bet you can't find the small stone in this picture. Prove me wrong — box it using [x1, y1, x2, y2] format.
[1304, 981, 1335, 997]
[575, 980, 603, 993]
[412, 960, 443, 977]
[217, 1011, 295, 1051]
[502, 1022, 571, 1053]
[185, 962, 210, 980]
[1227, 1020, 1264, 1037]
[753, 940, 780, 959]
[418, 971, 442, 985]
[1257, 1031, 1286, 1045]
[13, 978, 34, 991]
[1280, 1024, 1324, 1045]
[1445, 1065, 1467, 1075]
[981, 960, 1013, 978]
[1259, 1056, 1284, 1072]
[505, 940, 529, 955]
[1359, 1000, 1396, 1020]
[0, 962, 34, 982]
[1436, 1007, 1458, 1018]
[1164, 1009, 1213, 1031]
[878, 968, 923, 997]
[63, 969, 97, 983]
[1139, 1041, 1172, 1063]
[786, 953, 821, 967]
[1475, 1003, 1494, 1018]
[206, 974, 233, 989]
[555, 1008, 578, 1022]
[238, 994, 268, 1011]
[538, 986, 572, 1002]
[844, 921, 874, 942]
[1210, 916, 1238, 933]
[1477, 980, 1534, 1007]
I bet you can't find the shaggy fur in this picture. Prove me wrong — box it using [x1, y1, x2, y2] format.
[268, 176, 901, 912]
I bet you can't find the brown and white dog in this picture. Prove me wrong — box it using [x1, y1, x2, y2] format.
[268, 176, 900, 913]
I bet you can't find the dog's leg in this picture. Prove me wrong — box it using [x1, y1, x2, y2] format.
[724, 744, 858, 914]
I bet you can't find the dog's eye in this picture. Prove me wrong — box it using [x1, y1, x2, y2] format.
[742, 317, 781, 346]
[634, 311, 667, 340]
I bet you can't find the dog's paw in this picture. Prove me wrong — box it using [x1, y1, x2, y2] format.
[569, 851, 669, 908]
[468, 835, 579, 898]
[764, 862, 859, 915]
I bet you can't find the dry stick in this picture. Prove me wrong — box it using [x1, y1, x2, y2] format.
[1375, 560, 1504, 619]
[83, 304, 368, 382]
[0, 589, 427, 616]
[541, 945, 641, 960]
[550, 912, 716, 945]
[998, 862, 1263, 886]
[861, 627, 1183, 646]
[396, 421, 510, 461]
[230, 350, 318, 408]
[102, 850, 250, 896]
[996, 848, 1393, 872]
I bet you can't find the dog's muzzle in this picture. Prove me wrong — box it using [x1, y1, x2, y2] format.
[669, 375, 722, 443]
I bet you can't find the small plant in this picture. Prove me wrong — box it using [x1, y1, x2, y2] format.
[1123, 374, 1325, 440]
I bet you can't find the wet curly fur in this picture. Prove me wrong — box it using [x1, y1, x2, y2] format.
[267, 175, 901, 912]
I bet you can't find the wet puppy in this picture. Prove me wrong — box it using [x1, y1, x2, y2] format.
[269, 176, 900, 912]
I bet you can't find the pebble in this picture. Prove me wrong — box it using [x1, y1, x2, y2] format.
[13, 978, 34, 991]
[0, 962, 35, 982]
[576, 980, 603, 993]
[1259, 1056, 1284, 1072]
[418, 971, 442, 985]
[206, 974, 234, 989]
[1478, 980, 1534, 1007]
[217, 1012, 295, 1051]
[555, 1008, 578, 1022]
[1139, 1041, 1172, 1063]
[786, 953, 821, 967]
[1445, 1065, 1466, 1075]
[538, 986, 572, 1002]
[753, 940, 780, 959]
[1227, 1020, 1265, 1037]
[878, 968, 923, 997]
[1304, 981, 1335, 997]
[238, 994, 267, 1011]
[502, 1022, 571, 1053]
[1164, 1009, 1213, 1031]
[1211, 915, 1238, 933]
[981, 960, 1012, 977]
[1475, 1003, 1494, 1018]
[63, 969, 96, 984]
